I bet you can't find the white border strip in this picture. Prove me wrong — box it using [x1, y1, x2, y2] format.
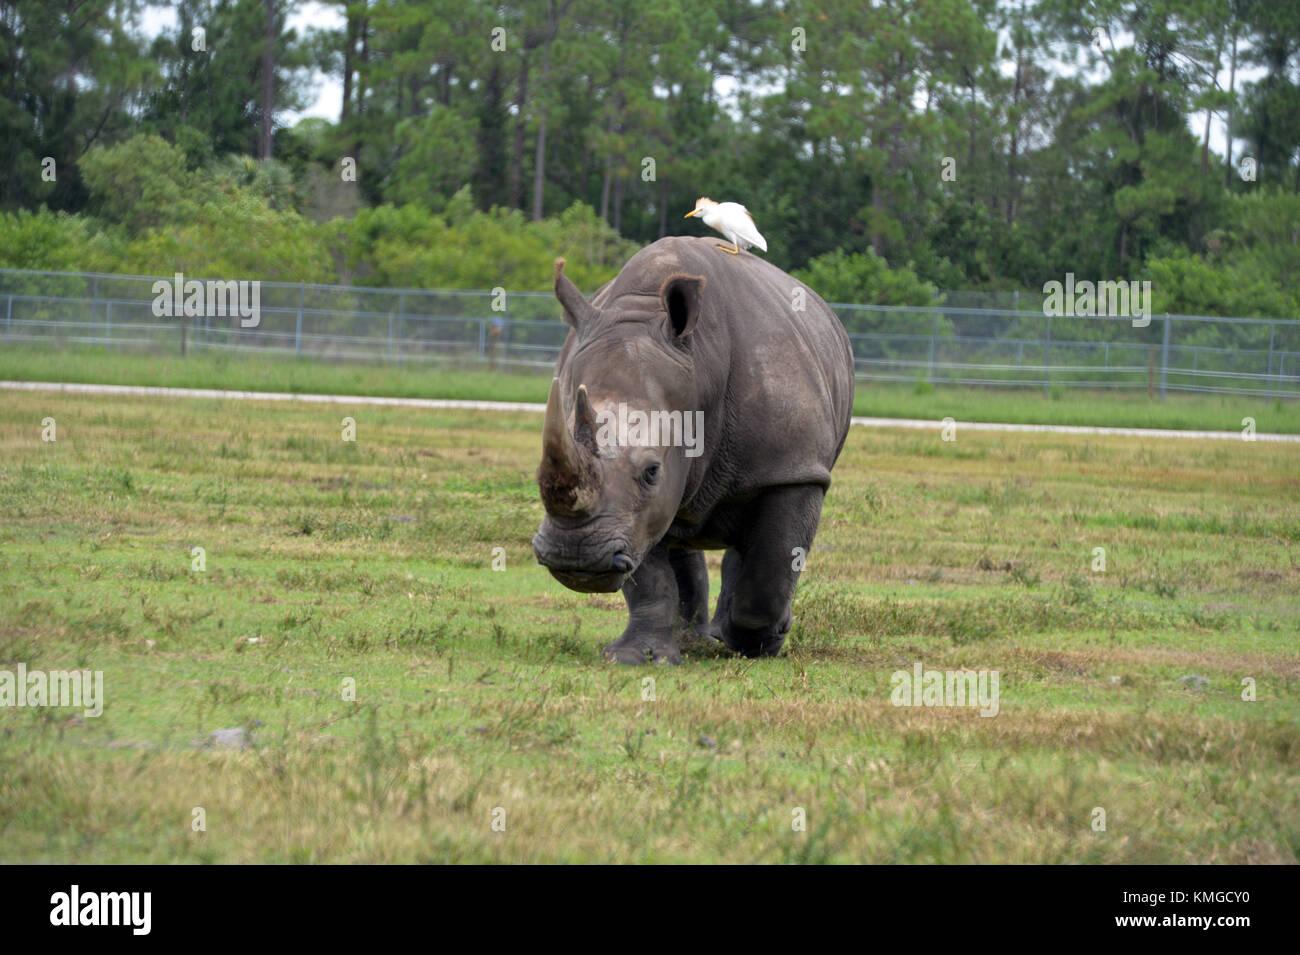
[3, 379, 1297, 443]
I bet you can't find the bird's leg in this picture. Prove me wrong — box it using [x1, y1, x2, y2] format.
[714, 242, 740, 255]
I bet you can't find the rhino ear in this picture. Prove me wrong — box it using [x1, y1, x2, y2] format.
[554, 258, 598, 330]
[660, 273, 706, 340]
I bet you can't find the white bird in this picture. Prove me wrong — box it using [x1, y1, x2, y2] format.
[684, 197, 768, 255]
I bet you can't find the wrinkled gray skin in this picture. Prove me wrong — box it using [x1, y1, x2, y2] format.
[532, 236, 854, 664]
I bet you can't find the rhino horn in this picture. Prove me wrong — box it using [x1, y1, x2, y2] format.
[543, 376, 578, 466]
[573, 384, 606, 455]
[539, 378, 599, 516]
[554, 258, 599, 330]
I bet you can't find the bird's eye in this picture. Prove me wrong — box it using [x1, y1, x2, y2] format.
[642, 463, 661, 485]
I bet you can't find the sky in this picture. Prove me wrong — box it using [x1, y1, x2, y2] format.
[284, 2, 345, 121]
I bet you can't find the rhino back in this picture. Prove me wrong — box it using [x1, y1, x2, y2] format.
[594, 236, 855, 507]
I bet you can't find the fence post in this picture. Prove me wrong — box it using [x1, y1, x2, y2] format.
[397, 292, 405, 358]
[479, 319, 486, 359]
[1148, 346, 1154, 398]
[928, 313, 938, 383]
[92, 276, 99, 343]
[1043, 314, 1051, 396]
[5, 294, 10, 337]
[1266, 322, 1276, 399]
[295, 283, 304, 355]
[1160, 313, 1171, 400]
[105, 300, 111, 347]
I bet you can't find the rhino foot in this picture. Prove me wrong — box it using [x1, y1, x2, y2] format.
[720, 611, 793, 658]
[720, 628, 786, 657]
[602, 631, 682, 665]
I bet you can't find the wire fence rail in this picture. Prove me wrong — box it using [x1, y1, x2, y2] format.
[1, 267, 1297, 399]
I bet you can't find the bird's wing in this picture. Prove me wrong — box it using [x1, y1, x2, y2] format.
[724, 206, 766, 250]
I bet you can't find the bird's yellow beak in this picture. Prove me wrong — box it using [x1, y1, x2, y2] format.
[684, 209, 700, 218]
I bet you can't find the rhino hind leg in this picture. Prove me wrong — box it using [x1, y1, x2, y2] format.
[710, 547, 741, 647]
[715, 485, 825, 658]
[602, 541, 685, 665]
[669, 548, 724, 656]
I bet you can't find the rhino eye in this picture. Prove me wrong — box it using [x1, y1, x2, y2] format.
[642, 462, 661, 485]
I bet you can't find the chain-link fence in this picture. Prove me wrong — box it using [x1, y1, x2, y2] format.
[1, 268, 1296, 398]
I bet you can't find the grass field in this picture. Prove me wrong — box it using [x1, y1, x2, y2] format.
[3, 344, 1299, 433]
[0, 385, 1297, 863]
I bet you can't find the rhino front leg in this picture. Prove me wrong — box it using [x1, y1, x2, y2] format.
[603, 541, 683, 665]
[716, 485, 825, 658]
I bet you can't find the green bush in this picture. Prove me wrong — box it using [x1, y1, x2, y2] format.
[793, 248, 937, 306]
[0, 208, 118, 271]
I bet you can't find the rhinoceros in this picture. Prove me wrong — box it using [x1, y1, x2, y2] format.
[531, 235, 855, 663]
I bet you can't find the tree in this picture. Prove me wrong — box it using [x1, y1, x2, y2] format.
[143, 0, 313, 160]
[0, 0, 152, 211]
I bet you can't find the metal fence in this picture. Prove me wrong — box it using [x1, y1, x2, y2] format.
[1, 267, 1296, 399]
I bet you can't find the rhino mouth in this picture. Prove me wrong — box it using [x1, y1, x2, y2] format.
[547, 566, 627, 594]
[532, 537, 636, 593]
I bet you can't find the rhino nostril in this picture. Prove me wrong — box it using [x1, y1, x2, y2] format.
[611, 553, 634, 573]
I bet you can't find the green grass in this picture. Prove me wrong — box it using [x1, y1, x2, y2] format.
[0, 386, 1298, 863]
[2, 344, 1298, 432]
